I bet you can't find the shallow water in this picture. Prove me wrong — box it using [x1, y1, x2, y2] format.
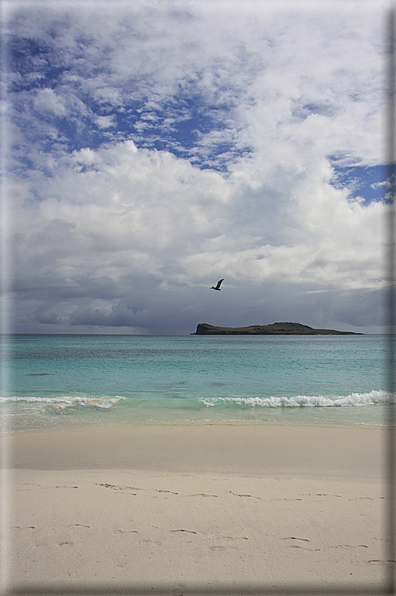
[0, 334, 393, 431]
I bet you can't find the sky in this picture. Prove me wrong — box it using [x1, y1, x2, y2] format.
[1, 0, 393, 335]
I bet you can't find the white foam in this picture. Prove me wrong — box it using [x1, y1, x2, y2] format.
[200, 390, 392, 408]
[0, 395, 125, 409]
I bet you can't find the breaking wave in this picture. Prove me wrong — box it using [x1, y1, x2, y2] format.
[0, 395, 125, 409]
[201, 390, 391, 408]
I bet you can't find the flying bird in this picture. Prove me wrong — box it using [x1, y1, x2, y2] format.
[211, 279, 224, 291]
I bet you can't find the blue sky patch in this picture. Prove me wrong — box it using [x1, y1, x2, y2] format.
[330, 164, 386, 205]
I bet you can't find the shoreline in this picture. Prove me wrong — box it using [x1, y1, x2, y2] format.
[3, 420, 386, 476]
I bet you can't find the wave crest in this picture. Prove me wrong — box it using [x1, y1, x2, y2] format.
[201, 390, 391, 408]
[0, 395, 125, 409]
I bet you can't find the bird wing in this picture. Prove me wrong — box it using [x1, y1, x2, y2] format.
[216, 279, 224, 289]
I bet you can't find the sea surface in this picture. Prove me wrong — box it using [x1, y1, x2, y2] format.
[0, 334, 393, 432]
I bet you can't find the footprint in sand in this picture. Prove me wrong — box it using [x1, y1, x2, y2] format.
[229, 491, 261, 499]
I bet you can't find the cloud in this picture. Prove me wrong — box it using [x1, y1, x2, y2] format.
[7, 1, 385, 168]
[33, 88, 67, 116]
[9, 136, 386, 333]
[95, 115, 116, 129]
[3, 0, 391, 334]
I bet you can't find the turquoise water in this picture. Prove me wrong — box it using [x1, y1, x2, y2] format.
[0, 334, 393, 432]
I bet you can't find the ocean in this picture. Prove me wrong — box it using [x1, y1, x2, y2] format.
[0, 333, 393, 432]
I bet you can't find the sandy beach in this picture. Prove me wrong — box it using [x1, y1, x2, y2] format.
[1, 422, 393, 594]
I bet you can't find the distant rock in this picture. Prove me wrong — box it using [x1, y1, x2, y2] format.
[191, 322, 362, 335]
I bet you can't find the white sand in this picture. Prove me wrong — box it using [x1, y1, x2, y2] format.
[1, 423, 393, 593]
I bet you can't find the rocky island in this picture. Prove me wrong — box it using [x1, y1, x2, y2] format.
[192, 322, 362, 335]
